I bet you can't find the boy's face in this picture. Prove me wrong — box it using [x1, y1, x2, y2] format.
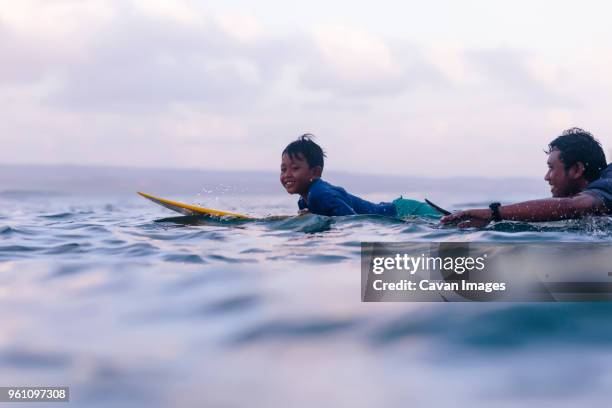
[280, 153, 320, 196]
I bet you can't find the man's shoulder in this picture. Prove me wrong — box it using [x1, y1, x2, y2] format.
[599, 163, 612, 179]
[584, 164, 612, 212]
[587, 164, 612, 188]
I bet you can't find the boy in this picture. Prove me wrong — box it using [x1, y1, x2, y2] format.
[280, 134, 440, 217]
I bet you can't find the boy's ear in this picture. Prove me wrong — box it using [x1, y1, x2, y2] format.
[570, 161, 586, 179]
[310, 166, 323, 179]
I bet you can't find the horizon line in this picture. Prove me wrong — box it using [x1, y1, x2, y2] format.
[0, 162, 542, 181]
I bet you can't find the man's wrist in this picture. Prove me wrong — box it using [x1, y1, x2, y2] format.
[489, 202, 502, 221]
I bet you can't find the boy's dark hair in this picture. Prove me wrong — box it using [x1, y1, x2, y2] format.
[283, 134, 326, 169]
[548, 127, 607, 181]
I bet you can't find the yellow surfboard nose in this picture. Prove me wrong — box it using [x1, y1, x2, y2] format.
[137, 192, 252, 219]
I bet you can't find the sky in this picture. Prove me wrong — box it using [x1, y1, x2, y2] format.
[1, 0, 612, 177]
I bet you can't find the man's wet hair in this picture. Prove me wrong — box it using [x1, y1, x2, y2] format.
[548, 127, 607, 181]
[283, 134, 326, 169]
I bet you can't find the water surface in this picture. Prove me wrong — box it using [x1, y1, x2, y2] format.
[2, 191, 611, 407]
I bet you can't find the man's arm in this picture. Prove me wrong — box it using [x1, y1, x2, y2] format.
[440, 193, 607, 228]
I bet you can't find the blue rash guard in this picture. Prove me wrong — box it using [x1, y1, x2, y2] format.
[584, 163, 612, 212]
[297, 179, 397, 217]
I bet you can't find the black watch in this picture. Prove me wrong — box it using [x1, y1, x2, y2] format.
[489, 202, 502, 222]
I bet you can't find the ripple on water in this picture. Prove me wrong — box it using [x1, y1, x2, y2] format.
[78, 224, 111, 234]
[163, 254, 206, 264]
[0, 225, 38, 236]
[48, 263, 89, 278]
[0, 244, 42, 253]
[231, 317, 362, 344]
[240, 248, 270, 254]
[265, 214, 334, 233]
[38, 212, 74, 220]
[54, 233, 90, 240]
[102, 239, 126, 245]
[162, 267, 250, 295]
[303, 254, 351, 264]
[99, 242, 159, 257]
[128, 293, 261, 324]
[473, 230, 572, 242]
[134, 229, 227, 242]
[48, 222, 110, 235]
[400, 223, 437, 235]
[195, 294, 261, 316]
[371, 303, 612, 352]
[207, 254, 257, 264]
[339, 241, 363, 247]
[43, 242, 88, 255]
[0, 348, 72, 369]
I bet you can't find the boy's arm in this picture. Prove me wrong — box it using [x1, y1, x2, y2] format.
[441, 193, 607, 228]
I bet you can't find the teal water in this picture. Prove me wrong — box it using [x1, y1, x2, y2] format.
[2, 191, 612, 407]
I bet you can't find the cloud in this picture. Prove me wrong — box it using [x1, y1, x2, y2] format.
[0, 0, 114, 84]
[465, 49, 572, 107]
[299, 25, 448, 98]
[1, 3, 449, 112]
[1, 0, 611, 176]
[0, 2, 569, 111]
[45, 8, 270, 112]
[0, 1, 296, 113]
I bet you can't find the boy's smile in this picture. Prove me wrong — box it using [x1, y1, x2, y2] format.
[280, 153, 320, 199]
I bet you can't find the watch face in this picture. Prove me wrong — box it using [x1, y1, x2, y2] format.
[489, 203, 502, 221]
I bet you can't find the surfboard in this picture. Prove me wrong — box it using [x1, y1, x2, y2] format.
[138, 192, 253, 219]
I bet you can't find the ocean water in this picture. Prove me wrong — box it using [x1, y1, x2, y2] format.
[2, 189, 612, 407]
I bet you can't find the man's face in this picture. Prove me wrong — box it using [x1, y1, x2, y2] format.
[544, 149, 581, 197]
[280, 153, 318, 196]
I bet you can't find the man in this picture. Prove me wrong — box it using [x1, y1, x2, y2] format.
[441, 128, 612, 228]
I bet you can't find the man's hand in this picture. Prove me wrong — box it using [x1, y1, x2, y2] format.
[298, 208, 310, 215]
[440, 209, 493, 228]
